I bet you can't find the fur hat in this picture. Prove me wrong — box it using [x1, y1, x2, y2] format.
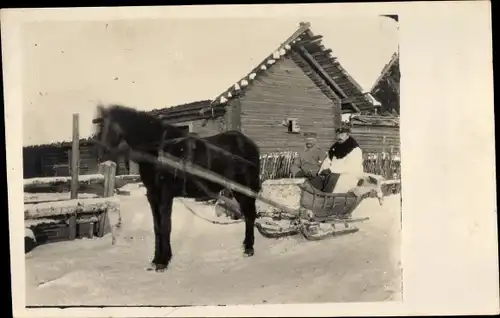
[335, 126, 351, 134]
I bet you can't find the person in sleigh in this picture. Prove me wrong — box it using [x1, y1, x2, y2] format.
[309, 126, 364, 193]
[309, 126, 384, 205]
[290, 131, 325, 179]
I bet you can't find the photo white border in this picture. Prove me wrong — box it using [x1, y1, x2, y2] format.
[3, 1, 498, 317]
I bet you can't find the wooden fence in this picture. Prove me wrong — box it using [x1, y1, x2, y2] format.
[24, 113, 126, 252]
[259, 151, 401, 182]
[259, 151, 296, 181]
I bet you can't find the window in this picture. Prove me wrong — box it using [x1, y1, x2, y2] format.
[286, 118, 300, 134]
[171, 123, 192, 136]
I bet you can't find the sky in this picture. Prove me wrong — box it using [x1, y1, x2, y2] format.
[21, 16, 398, 146]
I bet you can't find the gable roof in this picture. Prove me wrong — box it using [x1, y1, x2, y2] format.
[370, 51, 399, 94]
[209, 22, 380, 114]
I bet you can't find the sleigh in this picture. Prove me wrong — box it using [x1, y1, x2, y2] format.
[254, 178, 374, 241]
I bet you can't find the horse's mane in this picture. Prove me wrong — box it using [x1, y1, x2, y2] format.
[105, 104, 185, 145]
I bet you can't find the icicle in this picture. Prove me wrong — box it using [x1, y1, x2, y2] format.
[267, 59, 275, 65]
[227, 92, 232, 98]
[234, 83, 241, 90]
[240, 79, 249, 87]
[272, 51, 280, 59]
[220, 96, 228, 104]
[249, 73, 256, 80]
[279, 48, 286, 56]
[260, 65, 267, 71]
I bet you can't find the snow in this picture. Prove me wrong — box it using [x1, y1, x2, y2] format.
[25, 197, 120, 219]
[25, 228, 36, 241]
[24, 174, 141, 187]
[25, 183, 402, 306]
[24, 192, 99, 204]
[24, 174, 104, 186]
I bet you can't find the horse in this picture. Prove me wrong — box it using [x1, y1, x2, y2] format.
[92, 104, 261, 272]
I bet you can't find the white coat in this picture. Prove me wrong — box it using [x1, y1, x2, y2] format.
[318, 146, 365, 193]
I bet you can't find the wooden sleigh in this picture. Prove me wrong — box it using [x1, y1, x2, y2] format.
[254, 178, 373, 241]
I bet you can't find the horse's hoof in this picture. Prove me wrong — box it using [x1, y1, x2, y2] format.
[243, 248, 255, 257]
[155, 263, 169, 272]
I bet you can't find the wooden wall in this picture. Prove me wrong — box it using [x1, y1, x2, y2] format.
[191, 118, 224, 137]
[23, 142, 130, 179]
[350, 125, 400, 153]
[227, 56, 341, 154]
[23, 146, 69, 178]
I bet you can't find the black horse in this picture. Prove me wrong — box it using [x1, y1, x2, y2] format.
[93, 104, 261, 272]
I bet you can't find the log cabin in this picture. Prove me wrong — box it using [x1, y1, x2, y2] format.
[149, 22, 381, 154]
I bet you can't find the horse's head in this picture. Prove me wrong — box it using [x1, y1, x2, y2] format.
[92, 104, 130, 163]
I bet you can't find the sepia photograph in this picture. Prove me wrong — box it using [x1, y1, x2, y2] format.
[20, 15, 402, 306]
[3, 2, 497, 317]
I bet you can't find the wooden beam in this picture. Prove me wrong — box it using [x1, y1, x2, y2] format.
[296, 45, 360, 112]
[341, 96, 360, 104]
[295, 35, 323, 47]
[322, 48, 333, 55]
[70, 114, 79, 199]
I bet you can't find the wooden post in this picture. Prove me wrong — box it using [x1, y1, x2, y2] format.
[97, 160, 116, 237]
[101, 160, 117, 198]
[69, 114, 79, 240]
[70, 114, 80, 199]
[68, 215, 77, 240]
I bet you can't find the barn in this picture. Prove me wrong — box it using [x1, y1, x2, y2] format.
[370, 52, 400, 115]
[149, 22, 380, 154]
[24, 22, 391, 180]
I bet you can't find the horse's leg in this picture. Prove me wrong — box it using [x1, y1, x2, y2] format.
[234, 193, 257, 257]
[156, 192, 174, 272]
[146, 190, 162, 268]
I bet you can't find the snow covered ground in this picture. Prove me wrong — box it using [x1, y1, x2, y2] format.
[25, 182, 402, 306]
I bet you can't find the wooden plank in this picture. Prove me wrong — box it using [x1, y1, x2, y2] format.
[24, 197, 119, 219]
[23, 174, 141, 192]
[24, 192, 99, 204]
[71, 114, 80, 199]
